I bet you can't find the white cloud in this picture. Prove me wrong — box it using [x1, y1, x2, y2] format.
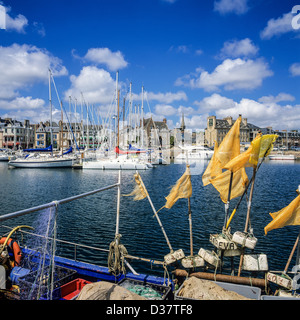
[214, 0, 249, 15]
[260, 12, 296, 39]
[195, 49, 203, 56]
[195, 93, 236, 111]
[1, 5, 28, 33]
[0, 96, 58, 123]
[219, 38, 259, 59]
[0, 44, 67, 100]
[64, 66, 116, 104]
[175, 115, 208, 130]
[144, 90, 188, 104]
[176, 58, 273, 91]
[0, 44, 66, 123]
[289, 63, 300, 76]
[0, 96, 45, 110]
[154, 104, 177, 116]
[178, 105, 196, 116]
[195, 93, 300, 130]
[84, 48, 128, 71]
[169, 45, 189, 54]
[258, 93, 295, 104]
[6, 13, 27, 33]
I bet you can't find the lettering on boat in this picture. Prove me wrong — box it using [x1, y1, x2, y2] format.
[209, 234, 238, 250]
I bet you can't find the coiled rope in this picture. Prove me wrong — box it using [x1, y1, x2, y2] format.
[108, 234, 128, 277]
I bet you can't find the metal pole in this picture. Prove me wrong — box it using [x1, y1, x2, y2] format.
[238, 167, 257, 277]
[283, 229, 300, 274]
[115, 170, 121, 245]
[0, 183, 120, 222]
[224, 171, 234, 228]
[188, 197, 193, 256]
[137, 171, 173, 252]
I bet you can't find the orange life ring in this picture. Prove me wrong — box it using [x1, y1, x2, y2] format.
[0, 237, 22, 267]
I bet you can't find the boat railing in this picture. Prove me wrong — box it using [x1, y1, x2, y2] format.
[0, 224, 109, 262]
[0, 172, 121, 262]
[0, 171, 164, 270]
[0, 177, 121, 223]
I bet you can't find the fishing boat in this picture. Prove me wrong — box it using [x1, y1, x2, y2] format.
[1, 165, 299, 301]
[0, 172, 172, 301]
[166, 117, 300, 300]
[0, 170, 268, 301]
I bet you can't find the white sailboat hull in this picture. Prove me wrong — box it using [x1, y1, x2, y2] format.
[8, 157, 74, 168]
[0, 155, 9, 161]
[175, 145, 214, 161]
[82, 157, 152, 170]
[269, 154, 295, 161]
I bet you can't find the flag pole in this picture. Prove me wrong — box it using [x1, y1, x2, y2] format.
[283, 186, 300, 275]
[136, 171, 173, 253]
[226, 142, 271, 230]
[188, 197, 193, 256]
[224, 171, 234, 229]
[283, 230, 300, 275]
[238, 166, 257, 276]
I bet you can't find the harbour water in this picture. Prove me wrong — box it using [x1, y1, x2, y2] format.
[0, 160, 300, 277]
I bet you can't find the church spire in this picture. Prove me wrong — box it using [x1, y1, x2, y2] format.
[180, 112, 185, 132]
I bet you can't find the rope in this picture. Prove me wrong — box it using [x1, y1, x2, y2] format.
[163, 262, 170, 287]
[108, 234, 128, 277]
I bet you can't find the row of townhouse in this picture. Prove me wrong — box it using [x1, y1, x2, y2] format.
[204, 115, 300, 148]
[0, 118, 35, 149]
[1, 115, 299, 151]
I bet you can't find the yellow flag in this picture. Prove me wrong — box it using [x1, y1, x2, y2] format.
[215, 116, 242, 167]
[223, 134, 262, 172]
[123, 173, 148, 201]
[264, 194, 300, 235]
[164, 165, 192, 209]
[258, 134, 278, 159]
[202, 116, 241, 187]
[223, 134, 278, 173]
[202, 141, 222, 186]
[210, 168, 249, 203]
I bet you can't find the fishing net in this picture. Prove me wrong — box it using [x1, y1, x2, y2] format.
[18, 204, 63, 300]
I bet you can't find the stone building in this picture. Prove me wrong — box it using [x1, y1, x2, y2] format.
[204, 115, 261, 147]
[142, 117, 169, 148]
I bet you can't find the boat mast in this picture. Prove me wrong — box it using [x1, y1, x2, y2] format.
[60, 100, 64, 157]
[117, 89, 120, 158]
[115, 71, 119, 150]
[74, 98, 77, 150]
[129, 82, 132, 145]
[141, 86, 144, 148]
[48, 69, 53, 157]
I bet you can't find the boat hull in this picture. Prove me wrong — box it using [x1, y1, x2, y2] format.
[8, 158, 74, 168]
[82, 159, 151, 170]
[269, 155, 295, 161]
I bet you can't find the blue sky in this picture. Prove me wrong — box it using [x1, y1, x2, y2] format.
[0, 0, 300, 131]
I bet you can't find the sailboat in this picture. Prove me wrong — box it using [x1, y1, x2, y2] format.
[82, 76, 153, 170]
[8, 70, 77, 169]
[0, 149, 14, 161]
